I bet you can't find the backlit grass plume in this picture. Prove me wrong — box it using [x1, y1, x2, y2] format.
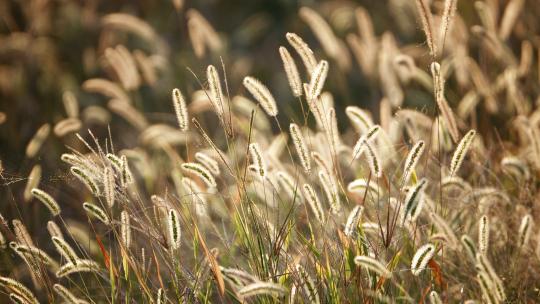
[411, 244, 436, 276]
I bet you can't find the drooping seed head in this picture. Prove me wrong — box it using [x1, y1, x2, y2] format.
[347, 178, 380, 197]
[450, 130, 476, 176]
[285, 32, 318, 73]
[460, 235, 477, 261]
[354, 255, 392, 278]
[402, 140, 425, 185]
[344, 205, 364, 237]
[30, 188, 61, 216]
[361, 139, 382, 178]
[23, 165, 41, 202]
[56, 259, 100, 278]
[411, 243, 436, 276]
[346, 106, 373, 134]
[195, 152, 220, 175]
[52, 236, 79, 265]
[302, 183, 325, 223]
[402, 179, 428, 223]
[82, 202, 110, 225]
[237, 282, 287, 298]
[181, 162, 217, 188]
[243, 76, 278, 117]
[0, 276, 39, 304]
[71, 166, 100, 196]
[54, 284, 88, 304]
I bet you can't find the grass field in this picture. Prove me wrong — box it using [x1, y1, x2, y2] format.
[1, 0, 540, 303]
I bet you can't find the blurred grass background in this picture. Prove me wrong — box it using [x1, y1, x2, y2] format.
[0, 0, 435, 169]
[1, 0, 539, 238]
[1, 0, 540, 302]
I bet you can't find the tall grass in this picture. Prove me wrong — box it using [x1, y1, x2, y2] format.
[1, 0, 540, 303]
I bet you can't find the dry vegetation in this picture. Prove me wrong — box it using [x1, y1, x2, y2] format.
[1, 0, 540, 303]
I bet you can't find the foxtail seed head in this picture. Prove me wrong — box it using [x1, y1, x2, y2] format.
[243, 76, 278, 117]
[411, 243, 436, 276]
[172, 88, 189, 131]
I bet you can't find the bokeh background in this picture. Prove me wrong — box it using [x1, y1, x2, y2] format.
[2, 0, 540, 240]
[1, 0, 540, 302]
[0, 0, 452, 169]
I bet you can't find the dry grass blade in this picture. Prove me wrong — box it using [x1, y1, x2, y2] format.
[193, 222, 225, 297]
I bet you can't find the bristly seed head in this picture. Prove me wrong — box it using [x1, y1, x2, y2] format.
[30, 188, 61, 216]
[279, 46, 303, 97]
[248, 143, 267, 179]
[402, 140, 425, 185]
[243, 76, 278, 117]
[478, 215, 489, 256]
[411, 243, 436, 276]
[168, 208, 181, 250]
[172, 88, 189, 131]
[450, 129, 476, 176]
[308, 60, 329, 101]
[181, 162, 217, 188]
[290, 123, 311, 172]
